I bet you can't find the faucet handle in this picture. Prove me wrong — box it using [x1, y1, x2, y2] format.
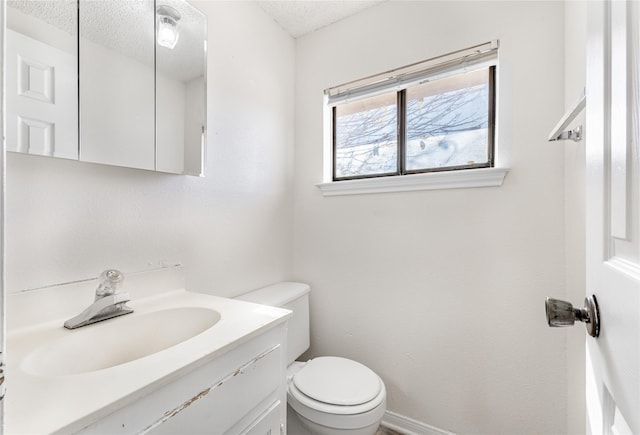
[95, 269, 124, 300]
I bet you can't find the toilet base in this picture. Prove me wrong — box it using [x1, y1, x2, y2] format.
[287, 404, 382, 435]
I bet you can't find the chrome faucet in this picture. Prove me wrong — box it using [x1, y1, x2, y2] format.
[64, 269, 134, 329]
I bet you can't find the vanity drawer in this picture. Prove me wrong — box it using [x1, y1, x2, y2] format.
[151, 343, 282, 434]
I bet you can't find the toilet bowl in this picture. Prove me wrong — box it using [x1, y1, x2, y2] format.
[286, 357, 386, 435]
[235, 282, 387, 435]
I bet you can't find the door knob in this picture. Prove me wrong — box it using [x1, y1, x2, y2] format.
[545, 295, 600, 337]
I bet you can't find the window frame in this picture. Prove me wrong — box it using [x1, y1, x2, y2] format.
[330, 91, 402, 181]
[331, 65, 497, 182]
[316, 40, 509, 196]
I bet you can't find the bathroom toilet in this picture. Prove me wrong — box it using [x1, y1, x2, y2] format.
[235, 282, 386, 435]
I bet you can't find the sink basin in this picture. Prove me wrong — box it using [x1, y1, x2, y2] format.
[22, 307, 221, 377]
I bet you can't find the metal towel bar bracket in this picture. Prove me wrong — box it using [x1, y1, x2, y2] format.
[553, 125, 583, 142]
[548, 92, 586, 142]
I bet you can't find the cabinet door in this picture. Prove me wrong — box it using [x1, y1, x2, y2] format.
[150, 345, 282, 434]
[78, 325, 288, 435]
[79, 0, 155, 171]
[242, 400, 284, 435]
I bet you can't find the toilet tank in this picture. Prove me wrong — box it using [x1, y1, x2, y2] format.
[235, 282, 310, 365]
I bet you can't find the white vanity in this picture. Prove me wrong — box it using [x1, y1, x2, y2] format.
[6, 267, 291, 434]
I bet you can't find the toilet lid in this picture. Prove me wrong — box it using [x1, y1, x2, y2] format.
[292, 357, 382, 406]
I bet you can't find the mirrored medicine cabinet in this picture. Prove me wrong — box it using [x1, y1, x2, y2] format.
[6, 0, 207, 176]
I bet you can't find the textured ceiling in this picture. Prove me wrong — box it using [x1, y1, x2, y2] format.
[7, 0, 205, 82]
[256, 0, 385, 38]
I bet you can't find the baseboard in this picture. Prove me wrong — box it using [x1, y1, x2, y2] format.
[381, 410, 456, 435]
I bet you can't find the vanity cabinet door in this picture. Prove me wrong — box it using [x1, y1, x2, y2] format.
[77, 324, 287, 435]
[150, 343, 283, 434]
[242, 400, 284, 435]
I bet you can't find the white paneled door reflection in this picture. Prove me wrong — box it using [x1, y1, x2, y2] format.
[6, 30, 78, 160]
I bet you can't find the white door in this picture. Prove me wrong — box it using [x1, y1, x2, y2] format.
[585, 1, 640, 433]
[0, 4, 5, 435]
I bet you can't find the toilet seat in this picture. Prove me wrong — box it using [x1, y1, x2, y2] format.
[292, 357, 382, 406]
[289, 380, 386, 415]
[287, 357, 387, 430]
[288, 380, 386, 431]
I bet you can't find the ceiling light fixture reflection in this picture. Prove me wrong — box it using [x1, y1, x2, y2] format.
[157, 5, 181, 50]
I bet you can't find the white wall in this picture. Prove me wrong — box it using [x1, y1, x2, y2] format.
[156, 70, 187, 174]
[292, 2, 568, 433]
[6, 1, 295, 297]
[7, 6, 76, 55]
[80, 36, 156, 170]
[184, 76, 206, 175]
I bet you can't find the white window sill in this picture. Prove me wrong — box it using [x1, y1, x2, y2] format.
[316, 167, 509, 196]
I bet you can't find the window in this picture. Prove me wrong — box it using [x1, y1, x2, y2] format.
[323, 41, 503, 190]
[334, 91, 399, 178]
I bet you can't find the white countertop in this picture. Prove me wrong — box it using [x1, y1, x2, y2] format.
[5, 267, 291, 434]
